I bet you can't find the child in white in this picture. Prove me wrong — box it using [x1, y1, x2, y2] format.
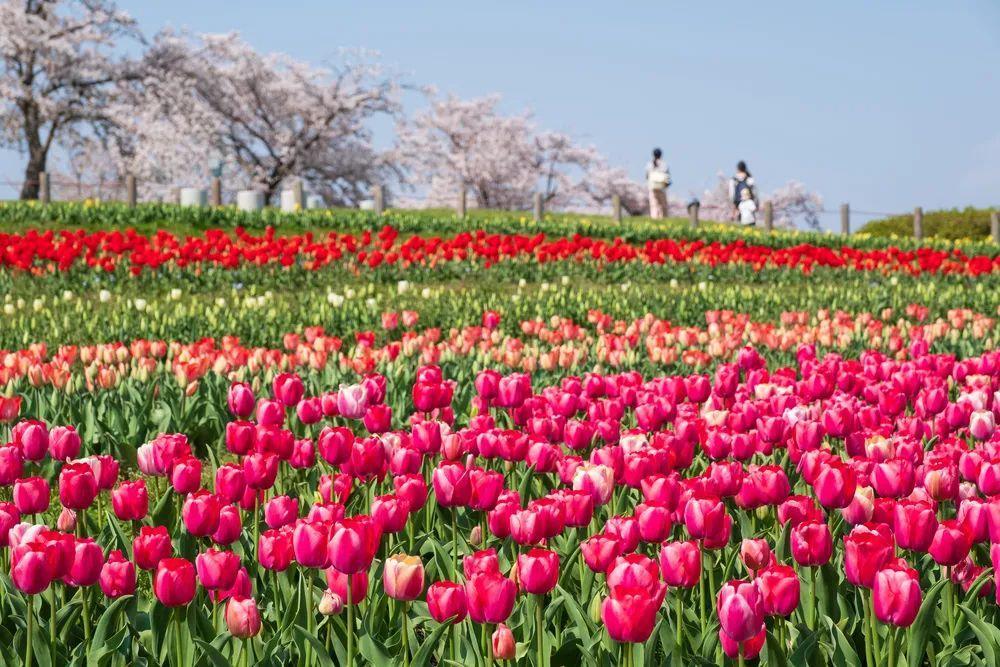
[738, 187, 757, 226]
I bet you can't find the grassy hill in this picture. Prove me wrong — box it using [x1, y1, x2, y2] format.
[861, 206, 998, 240]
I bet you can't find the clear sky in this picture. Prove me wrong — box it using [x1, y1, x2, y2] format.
[3, 1, 998, 229]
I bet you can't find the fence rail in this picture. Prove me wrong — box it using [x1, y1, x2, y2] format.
[5, 172, 998, 244]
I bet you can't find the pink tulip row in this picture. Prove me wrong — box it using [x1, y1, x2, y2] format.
[5, 340, 1000, 662]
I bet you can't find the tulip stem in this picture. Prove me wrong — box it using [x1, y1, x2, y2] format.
[808, 566, 817, 630]
[81, 585, 92, 644]
[868, 593, 880, 667]
[346, 583, 354, 666]
[304, 570, 314, 666]
[253, 496, 261, 575]
[173, 607, 184, 667]
[862, 592, 875, 667]
[402, 602, 411, 667]
[698, 545, 706, 636]
[49, 586, 57, 656]
[24, 595, 33, 667]
[241, 640, 249, 667]
[887, 626, 897, 667]
[451, 508, 459, 578]
[536, 595, 545, 667]
[674, 590, 683, 653]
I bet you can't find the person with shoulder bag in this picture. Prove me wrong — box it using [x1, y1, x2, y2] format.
[646, 148, 671, 219]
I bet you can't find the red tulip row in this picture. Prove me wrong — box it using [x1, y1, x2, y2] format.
[5, 341, 1000, 664]
[2, 225, 998, 275]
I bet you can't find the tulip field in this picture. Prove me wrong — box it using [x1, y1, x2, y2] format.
[3, 204, 1000, 666]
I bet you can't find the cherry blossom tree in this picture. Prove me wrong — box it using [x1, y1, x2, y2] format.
[769, 180, 823, 230]
[96, 32, 398, 204]
[579, 164, 648, 215]
[0, 0, 141, 199]
[395, 94, 598, 210]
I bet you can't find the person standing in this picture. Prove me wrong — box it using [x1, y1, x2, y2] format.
[646, 148, 671, 219]
[728, 161, 756, 221]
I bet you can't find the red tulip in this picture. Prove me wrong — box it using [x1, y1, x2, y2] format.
[170, 456, 202, 495]
[872, 562, 921, 627]
[843, 526, 895, 588]
[293, 519, 331, 568]
[683, 493, 726, 540]
[13, 420, 48, 461]
[468, 468, 505, 511]
[99, 550, 136, 598]
[607, 554, 661, 595]
[132, 525, 172, 571]
[756, 563, 800, 616]
[928, 519, 973, 566]
[393, 474, 428, 511]
[212, 505, 243, 546]
[227, 382, 255, 417]
[243, 452, 279, 490]
[0, 502, 21, 547]
[11, 542, 52, 594]
[372, 494, 410, 534]
[813, 460, 856, 509]
[111, 479, 148, 521]
[790, 519, 833, 566]
[258, 528, 294, 571]
[740, 538, 772, 574]
[427, 581, 467, 623]
[325, 568, 368, 604]
[465, 571, 517, 623]
[893, 499, 938, 552]
[717, 579, 764, 642]
[154, 558, 197, 607]
[196, 548, 241, 590]
[433, 462, 472, 507]
[601, 581, 668, 643]
[264, 495, 298, 529]
[255, 398, 285, 426]
[182, 491, 223, 537]
[64, 537, 103, 587]
[225, 421, 255, 456]
[659, 540, 701, 588]
[328, 516, 380, 574]
[463, 548, 501, 579]
[13, 477, 49, 515]
[582, 533, 623, 573]
[0, 444, 24, 485]
[58, 462, 98, 510]
[48, 425, 81, 460]
[635, 501, 672, 542]
[517, 548, 559, 595]
[272, 373, 304, 407]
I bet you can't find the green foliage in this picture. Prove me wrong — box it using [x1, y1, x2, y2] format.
[861, 206, 999, 241]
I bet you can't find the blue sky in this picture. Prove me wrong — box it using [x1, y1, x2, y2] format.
[3, 1, 998, 229]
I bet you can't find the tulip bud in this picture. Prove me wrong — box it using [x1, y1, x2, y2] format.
[319, 589, 344, 615]
[492, 623, 516, 660]
[57, 507, 77, 532]
[225, 597, 262, 638]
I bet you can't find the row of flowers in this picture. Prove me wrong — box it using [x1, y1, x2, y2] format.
[0, 306, 994, 392]
[5, 342, 1000, 664]
[3, 225, 1000, 275]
